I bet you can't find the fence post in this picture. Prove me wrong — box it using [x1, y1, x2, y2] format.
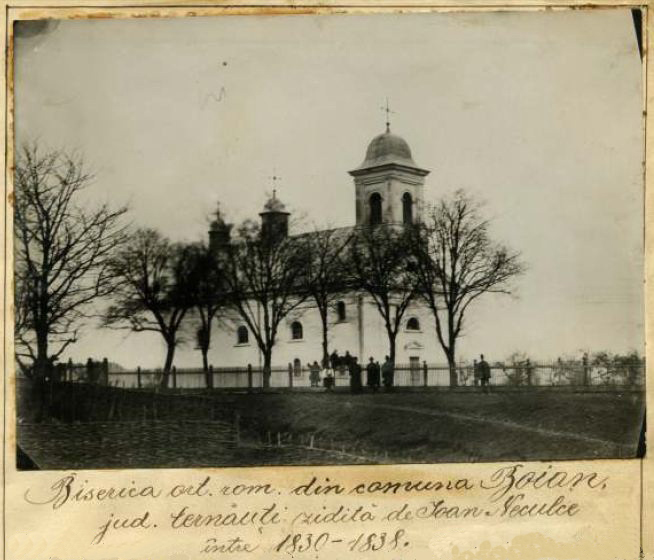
[288, 363, 293, 389]
[582, 354, 589, 386]
[423, 361, 428, 387]
[137, 366, 142, 389]
[247, 364, 253, 392]
[101, 357, 109, 385]
[172, 366, 177, 390]
[208, 364, 214, 390]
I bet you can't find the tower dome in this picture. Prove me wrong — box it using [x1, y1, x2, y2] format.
[349, 126, 430, 227]
[353, 129, 426, 173]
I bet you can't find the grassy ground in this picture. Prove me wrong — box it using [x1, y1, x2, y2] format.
[229, 389, 645, 464]
[17, 388, 644, 469]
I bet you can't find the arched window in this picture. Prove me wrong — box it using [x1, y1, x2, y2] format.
[406, 317, 420, 331]
[237, 325, 249, 344]
[336, 301, 346, 322]
[291, 321, 303, 340]
[293, 358, 302, 376]
[402, 192, 413, 225]
[369, 193, 382, 226]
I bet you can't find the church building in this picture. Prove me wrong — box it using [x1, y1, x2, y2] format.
[206, 125, 442, 375]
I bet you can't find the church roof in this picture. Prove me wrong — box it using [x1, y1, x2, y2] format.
[351, 129, 428, 175]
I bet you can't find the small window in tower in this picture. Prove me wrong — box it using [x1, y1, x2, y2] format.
[291, 321, 304, 340]
[406, 317, 420, 331]
[403, 192, 413, 225]
[369, 193, 382, 226]
[336, 301, 346, 322]
[236, 325, 249, 344]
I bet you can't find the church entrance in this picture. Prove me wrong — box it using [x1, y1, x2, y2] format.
[409, 356, 421, 386]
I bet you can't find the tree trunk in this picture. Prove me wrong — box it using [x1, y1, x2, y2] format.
[320, 308, 330, 368]
[262, 349, 272, 389]
[201, 346, 209, 373]
[388, 331, 397, 366]
[161, 342, 176, 389]
[35, 327, 49, 380]
[34, 327, 50, 422]
[446, 316, 458, 387]
[446, 349, 458, 388]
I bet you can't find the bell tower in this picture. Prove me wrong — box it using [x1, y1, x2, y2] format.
[349, 125, 430, 227]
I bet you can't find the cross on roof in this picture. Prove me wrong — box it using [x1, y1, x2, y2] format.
[381, 98, 395, 132]
[269, 171, 282, 197]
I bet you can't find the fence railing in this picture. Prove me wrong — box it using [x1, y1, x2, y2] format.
[58, 360, 645, 391]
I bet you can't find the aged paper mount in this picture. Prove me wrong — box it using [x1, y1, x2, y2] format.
[2, 3, 653, 560]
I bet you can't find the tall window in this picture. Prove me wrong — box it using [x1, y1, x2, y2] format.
[237, 325, 249, 344]
[291, 321, 303, 340]
[336, 301, 346, 321]
[369, 193, 382, 226]
[402, 192, 413, 225]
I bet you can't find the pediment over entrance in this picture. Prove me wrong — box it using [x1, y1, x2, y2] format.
[404, 341, 424, 351]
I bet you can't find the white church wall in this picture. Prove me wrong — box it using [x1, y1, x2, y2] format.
[200, 294, 444, 370]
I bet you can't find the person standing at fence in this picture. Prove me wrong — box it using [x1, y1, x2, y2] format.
[323, 369, 335, 391]
[381, 356, 394, 390]
[86, 357, 98, 384]
[309, 361, 322, 388]
[366, 357, 380, 392]
[330, 350, 340, 371]
[479, 354, 491, 394]
[349, 356, 363, 394]
[473, 359, 480, 388]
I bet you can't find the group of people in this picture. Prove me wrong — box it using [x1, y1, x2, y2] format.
[472, 354, 492, 393]
[306, 350, 396, 393]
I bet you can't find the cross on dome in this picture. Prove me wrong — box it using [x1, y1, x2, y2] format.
[380, 98, 396, 133]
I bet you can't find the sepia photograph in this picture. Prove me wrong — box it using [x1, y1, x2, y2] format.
[13, 9, 646, 470]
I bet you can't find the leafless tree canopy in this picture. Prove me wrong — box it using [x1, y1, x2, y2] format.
[14, 144, 127, 377]
[104, 228, 196, 386]
[185, 241, 228, 377]
[299, 227, 352, 366]
[347, 225, 418, 365]
[410, 190, 525, 385]
[220, 220, 309, 387]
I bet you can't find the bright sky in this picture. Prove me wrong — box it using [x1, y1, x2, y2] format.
[14, 9, 644, 367]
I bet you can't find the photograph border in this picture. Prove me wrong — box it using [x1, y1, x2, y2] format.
[2, 2, 652, 558]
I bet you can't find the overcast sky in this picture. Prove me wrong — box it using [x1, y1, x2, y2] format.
[14, 9, 644, 367]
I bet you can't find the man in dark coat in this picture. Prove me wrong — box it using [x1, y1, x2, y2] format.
[349, 357, 363, 394]
[479, 354, 491, 394]
[342, 350, 353, 377]
[330, 350, 340, 370]
[366, 357, 381, 392]
[381, 356, 394, 390]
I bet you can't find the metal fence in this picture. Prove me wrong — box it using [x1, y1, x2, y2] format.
[60, 359, 645, 391]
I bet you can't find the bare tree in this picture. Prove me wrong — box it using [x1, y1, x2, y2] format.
[347, 225, 417, 365]
[221, 220, 309, 388]
[299, 227, 352, 366]
[13, 144, 127, 379]
[409, 190, 525, 386]
[104, 229, 195, 388]
[185, 241, 227, 380]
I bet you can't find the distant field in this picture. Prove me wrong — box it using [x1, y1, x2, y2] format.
[18, 388, 645, 469]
